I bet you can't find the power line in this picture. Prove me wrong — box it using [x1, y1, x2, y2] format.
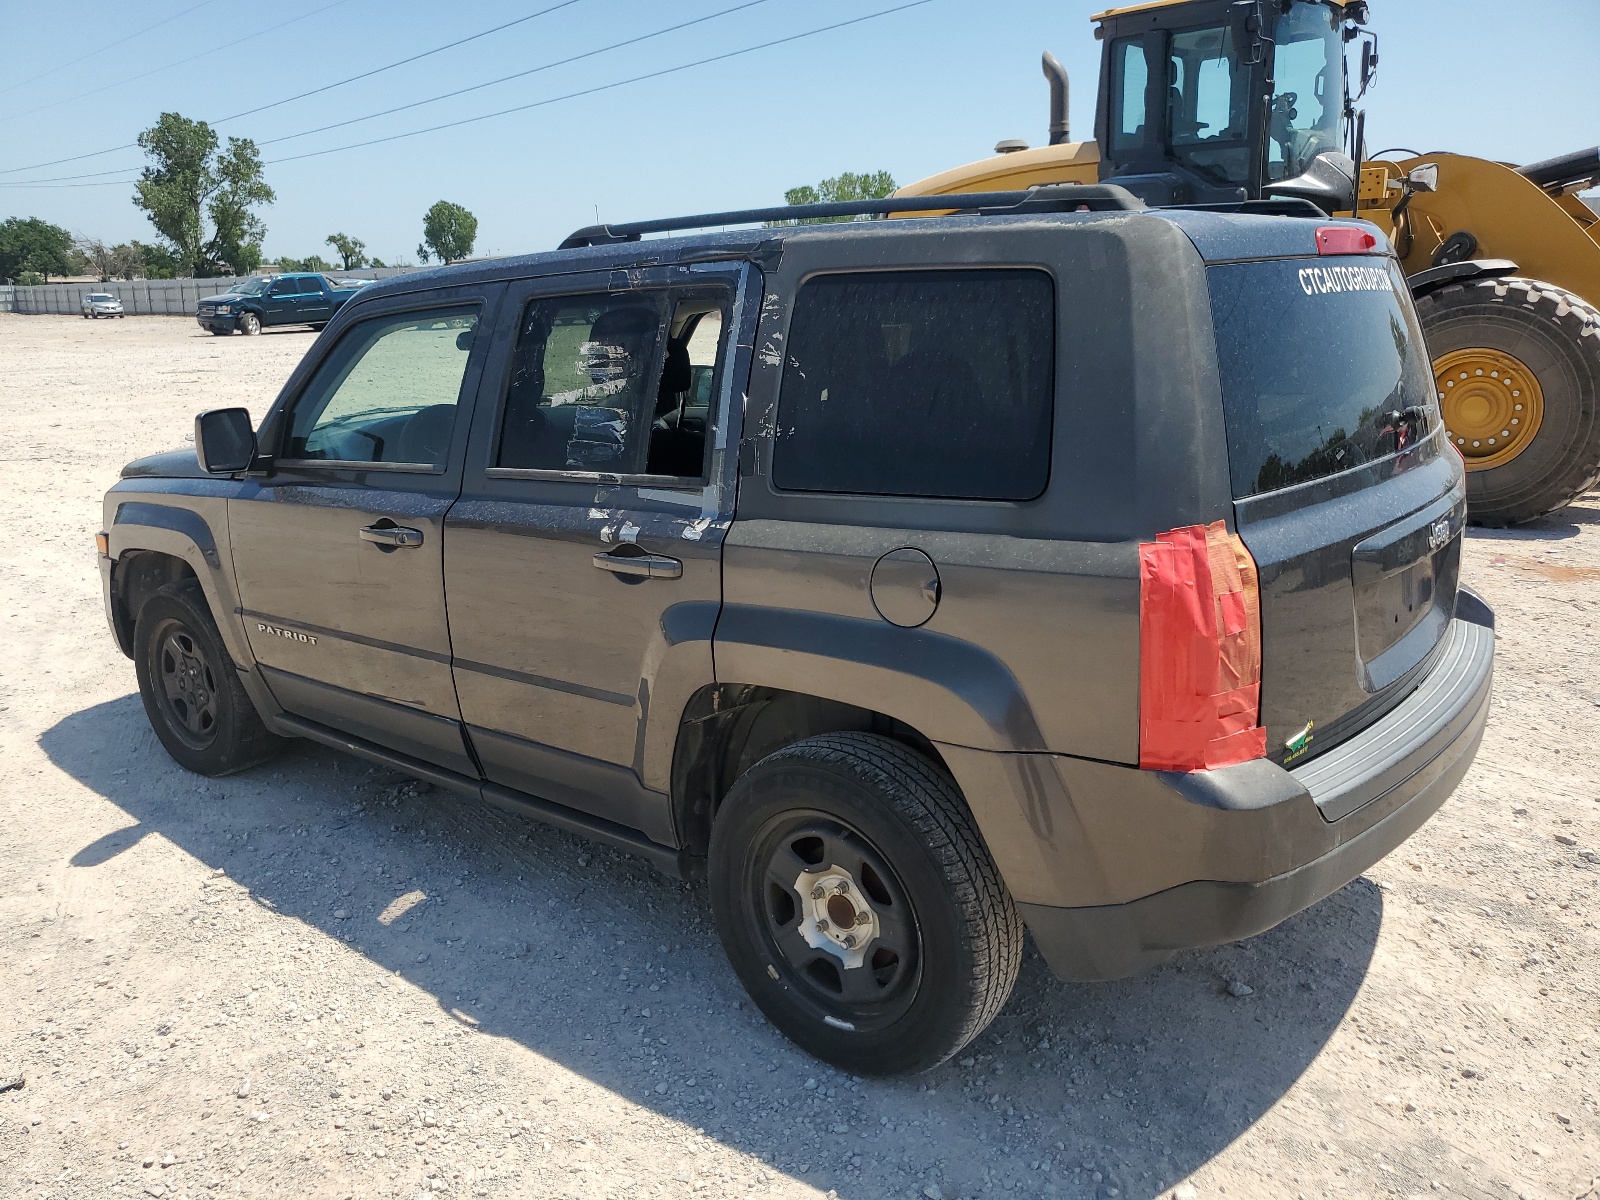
[214, 0, 591, 124]
[0, 0, 221, 96]
[2, 0, 356, 123]
[0, 1, 935, 190]
[255, 0, 774, 150]
[265, 1, 934, 166]
[0, 0, 765, 185]
[0, 0, 590, 175]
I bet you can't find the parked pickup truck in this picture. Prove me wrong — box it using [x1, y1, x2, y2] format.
[196, 273, 365, 336]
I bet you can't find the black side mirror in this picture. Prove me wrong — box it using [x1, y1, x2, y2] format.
[195, 407, 256, 473]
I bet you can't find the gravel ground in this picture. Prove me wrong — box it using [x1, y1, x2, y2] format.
[1, 313, 1597, 1200]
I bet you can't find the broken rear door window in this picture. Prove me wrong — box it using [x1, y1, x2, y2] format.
[495, 294, 667, 474]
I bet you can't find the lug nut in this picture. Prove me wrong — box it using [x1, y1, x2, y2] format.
[842, 934, 857, 949]
[810, 885, 826, 900]
[815, 920, 829, 932]
[835, 881, 850, 894]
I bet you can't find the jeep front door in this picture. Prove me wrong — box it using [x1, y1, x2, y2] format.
[443, 265, 751, 843]
[229, 289, 499, 774]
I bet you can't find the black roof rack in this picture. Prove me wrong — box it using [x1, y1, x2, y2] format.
[557, 184, 1145, 250]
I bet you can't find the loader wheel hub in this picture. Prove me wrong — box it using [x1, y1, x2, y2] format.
[1435, 347, 1544, 470]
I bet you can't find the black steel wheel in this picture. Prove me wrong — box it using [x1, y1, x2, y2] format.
[134, 581, 282, 775]
[748, 811, 922, 1032]
[153, 619, 222, 750]
[709, 733, 1021, 1074]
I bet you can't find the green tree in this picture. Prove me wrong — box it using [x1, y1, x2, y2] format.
[368, 257, 387, 269]
[111, 243, 143, 280]
[325, 232, 367, 270]
[277, 254, 333, 273]
[207, 136, 273, 275]
[417, 200, 477, 264]
[132, 241, 179, 279]
[133, 112, 274, 277]
[767, 170, 898, 226]
[0, 217, 75, 281]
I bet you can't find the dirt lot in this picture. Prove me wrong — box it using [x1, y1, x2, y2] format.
[1, 314, 1597, 1200]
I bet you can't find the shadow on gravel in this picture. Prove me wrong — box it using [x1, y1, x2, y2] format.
[42, 695, 1381, 1200]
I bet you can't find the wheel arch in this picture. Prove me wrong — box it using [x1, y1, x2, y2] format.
[106, 501, 254, 671]
[1406, 257, 1519, 301]
[669, 684, 952, 858]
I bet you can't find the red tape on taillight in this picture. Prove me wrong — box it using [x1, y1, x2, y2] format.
[1138, 521, 1266, 772]
[1316, 225, 1379, 255]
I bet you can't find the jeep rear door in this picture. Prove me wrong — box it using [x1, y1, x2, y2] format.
[1205, 251, 1465, 784]
[441, 261, 754, 843]
[228, 284, 501, 773]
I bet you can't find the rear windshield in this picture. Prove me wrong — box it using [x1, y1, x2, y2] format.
[1208, 256, 1439, 498]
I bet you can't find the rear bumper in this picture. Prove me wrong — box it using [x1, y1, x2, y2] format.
[943, 589, 1494, 982]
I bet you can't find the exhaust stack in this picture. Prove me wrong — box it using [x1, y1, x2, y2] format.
[1042, 51, 1070, 145]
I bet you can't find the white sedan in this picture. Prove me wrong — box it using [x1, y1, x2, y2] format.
[81, 293, 125, 318]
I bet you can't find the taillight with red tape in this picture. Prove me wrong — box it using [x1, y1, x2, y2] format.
[1138, 521, 1267, 772]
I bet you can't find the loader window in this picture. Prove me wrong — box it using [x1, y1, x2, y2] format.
[1166, 24, 1252, 185]
[773, 269, 1055, 501]
[1267, 1, 1344, 181]
[1109, 37, 1149, 154]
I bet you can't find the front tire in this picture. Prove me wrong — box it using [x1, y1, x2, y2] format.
[133, 582, 282, 776]
[709, 733, 1022, 1074]
[238, 311, 261, 336]
[1416, 276, 1600, 525]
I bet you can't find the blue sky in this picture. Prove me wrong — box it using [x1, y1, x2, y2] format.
[1, 0, 1595, 264]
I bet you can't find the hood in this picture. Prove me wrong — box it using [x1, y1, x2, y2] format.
[200, 291, 247, 304]
[121, 448, 209, 480]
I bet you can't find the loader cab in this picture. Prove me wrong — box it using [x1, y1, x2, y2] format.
[1094, 0, 1362, 210]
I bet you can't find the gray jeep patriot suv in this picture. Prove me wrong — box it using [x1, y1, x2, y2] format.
[99, 187, 1494, 1074]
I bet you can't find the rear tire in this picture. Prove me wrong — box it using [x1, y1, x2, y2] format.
[133, 581, 282, 776]
[239, 311, 261, 336]
[1415, 276, 1600, 525]
[708, 733, 1022, 1074]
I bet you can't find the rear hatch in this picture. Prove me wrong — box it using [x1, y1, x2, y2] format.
[1207, 253, 1465, 782]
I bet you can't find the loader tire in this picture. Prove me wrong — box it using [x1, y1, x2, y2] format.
[1415, 276, 1600, 526]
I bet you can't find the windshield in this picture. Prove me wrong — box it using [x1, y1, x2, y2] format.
[1268, 1, 1344, 181]
[231, 277, 270, 296]
[87, 294, 114, 301]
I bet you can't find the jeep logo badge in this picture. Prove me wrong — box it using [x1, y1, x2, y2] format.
[258, 621, 317, 645]
[1428, 516, 1452, 552]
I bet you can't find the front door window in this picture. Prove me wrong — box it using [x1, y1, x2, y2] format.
[285, 309, 478, 467]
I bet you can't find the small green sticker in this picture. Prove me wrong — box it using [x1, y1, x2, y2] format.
[1284, 721, 1315, 762]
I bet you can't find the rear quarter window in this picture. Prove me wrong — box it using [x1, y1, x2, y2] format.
[772, 268, 1055, 500]
[1208, 256, 1440, 497]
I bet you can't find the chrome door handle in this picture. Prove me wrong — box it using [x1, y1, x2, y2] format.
[592, 550, 682, 579]
[360, 524, 424, 548]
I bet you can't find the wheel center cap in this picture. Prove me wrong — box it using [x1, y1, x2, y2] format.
[793, 865, 881, 970]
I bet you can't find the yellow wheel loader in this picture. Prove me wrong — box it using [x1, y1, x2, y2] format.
[897, 0, 1600, 525]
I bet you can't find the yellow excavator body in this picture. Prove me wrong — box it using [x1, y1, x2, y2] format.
[1357, 154, 1600, 300]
